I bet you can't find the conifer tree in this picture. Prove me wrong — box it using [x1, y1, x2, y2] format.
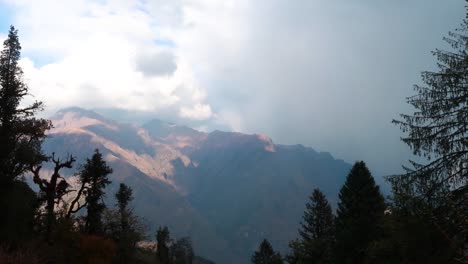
[289, 188, 334, 263]
[0, 25, 50, 190]
[251, 239, 283, 264]
[334, 161, 385, 263]
[77, 149, 112, 234]
[390, 13, 467, 262]
[392, 16, 467, 196]
[0, 25, 50, 242]
[156, 226, 171, 264]
[110, 183, 143, 263]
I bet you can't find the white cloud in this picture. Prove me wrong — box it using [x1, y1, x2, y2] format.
[179, 103, 212, 120]
[216, 110, 244, 132]
[136, 50, 177, 77]
[5, 0, 212, 121]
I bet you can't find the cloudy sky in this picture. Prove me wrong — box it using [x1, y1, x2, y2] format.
[0, 0, 465, 178]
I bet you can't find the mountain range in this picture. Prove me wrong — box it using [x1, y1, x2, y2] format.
[41, 107, 351, 263]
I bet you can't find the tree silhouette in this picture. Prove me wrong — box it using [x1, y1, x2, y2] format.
[392, 17, 467, 197]
[391, 14, 467, 262]
[156, 226, 171, 264]
[0, 25, 50, 242]
[68, 149, 112, 234]
[110, 183, 142, 263]
[0, 25, 51, 185]
[334, 161, 385, 263]
[252, 239, 283, 264]
[289, 188, 334, 263]
[30, 153, 75, 239]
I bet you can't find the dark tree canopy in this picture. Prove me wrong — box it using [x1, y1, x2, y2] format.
[392, 18, 467, 194]
[251, 239, 283, 264]
[289, 188, 334, 264]
[170, 237, 194, 264]
[108, 183, 143, 264]
[299, 189, 334, 242]
[156, 226, 171, 264]
[2, 180, 38, 244]
[0, 26, 51, 243]
[116, 182, 133, 214]
[31, 153, 75, 239]
[80, 149, 112, 235]
[391, 18, 468, 262]
[0, 25, 50, 190]
[334, 161, 385, 263]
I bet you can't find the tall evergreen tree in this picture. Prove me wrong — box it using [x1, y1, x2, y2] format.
[103, 183, 144, 263]
[390, 13, 468, 262]
[334, 161, 385, 263]
[110, 183, 143, 264]
[77, 149, 112, 234]
[156, 226, 171, 264]
[0, 25, 50, 242]
[289, 188, 334, 264]
[251, 239, 283, 264]
[0, 25, 50, 189]
[392, 16, 467, 196]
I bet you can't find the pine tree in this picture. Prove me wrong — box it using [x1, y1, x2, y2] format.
[251, 239, 283, 264]
[290, 188, 334, 263]
[334, 161, 385, 263]
[110, 183, 143, 264]
[78, 149, 112, 234]
[390, 14, 468, 262]
[392, 17, 467, 197]
[0, 25, 50, 242]
[0, 25, 50, 189]
[156, 226, 171, 264]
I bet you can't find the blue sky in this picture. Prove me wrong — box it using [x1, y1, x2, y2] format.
[0, 2, 12, 33]
[0, 0, 465, 179]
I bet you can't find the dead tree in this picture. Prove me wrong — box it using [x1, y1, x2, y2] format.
[31, 152, 75, 238]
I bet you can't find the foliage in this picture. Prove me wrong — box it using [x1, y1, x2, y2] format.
[334, 161, 385, 263]
[0, 243, 43, 264]
[0, 25, 51, 189]
[104, 183, 144, 264]
[68, 149, 112, 234]
[0, 180, 38, 246]
[251, 239, 283, 264]
[392, 17, 467, 195]
[170, 237, 194, 264]
[79, 235, 117, 264]
[156, 226, 171, 264]
[31, 153, 76, 239]
[391, 15, 468, 262]
[288, 188, 334, 264]
[0, 25, 51, 244]
[366, 210, 461, 264]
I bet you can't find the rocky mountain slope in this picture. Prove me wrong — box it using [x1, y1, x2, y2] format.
[42, 107, 351, 263]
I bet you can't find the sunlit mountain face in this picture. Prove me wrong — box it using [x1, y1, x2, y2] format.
[43, 107, 351, 263]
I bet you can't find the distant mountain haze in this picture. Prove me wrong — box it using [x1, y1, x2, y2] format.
[42, 107, 352, 263]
